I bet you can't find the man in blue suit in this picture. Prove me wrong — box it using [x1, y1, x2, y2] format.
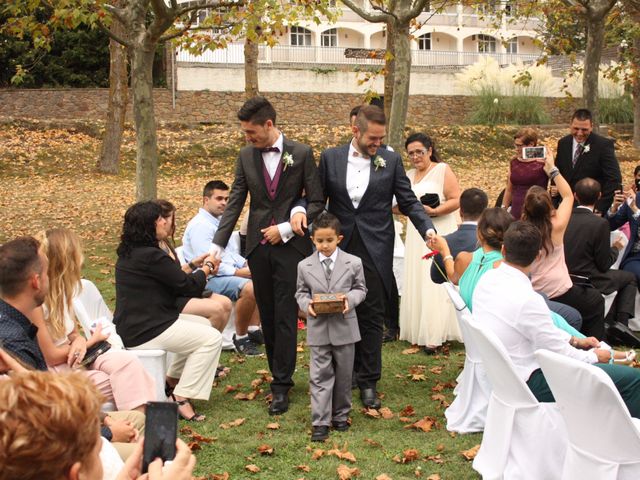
[430, 188, 487, 284]
[318, 105, 435, 408]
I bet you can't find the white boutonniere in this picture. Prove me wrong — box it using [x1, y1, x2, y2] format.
[373, 155, 386, 171]
[282, 152, 294, 171]
[583, 144, 590, 154]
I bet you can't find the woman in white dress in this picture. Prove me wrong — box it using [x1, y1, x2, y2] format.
[397, 132, 462, 352]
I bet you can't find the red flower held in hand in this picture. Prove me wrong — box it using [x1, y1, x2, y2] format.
[422, 250, 440, 260]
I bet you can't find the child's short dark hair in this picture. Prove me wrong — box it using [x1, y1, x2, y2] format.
[313, 212, 342, 235]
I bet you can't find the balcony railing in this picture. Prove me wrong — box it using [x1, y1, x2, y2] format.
[177, 44, 540, 68]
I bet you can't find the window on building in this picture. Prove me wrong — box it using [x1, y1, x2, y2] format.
[506, 37, 518, 54]
[504, 1, 517, 17]
[321, 28, 337, 47]
[478, 34, 496, 53]
[477, 1, 498, 16]
[418, 33, 432, 51]
[291, 26, 312, 47]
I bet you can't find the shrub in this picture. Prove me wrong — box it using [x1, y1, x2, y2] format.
[598, 95, 634, 124]
[469, 87, 549, 125]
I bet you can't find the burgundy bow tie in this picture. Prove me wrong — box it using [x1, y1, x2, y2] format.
[260, 146, 280, 153]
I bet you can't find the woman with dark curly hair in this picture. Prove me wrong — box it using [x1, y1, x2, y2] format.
[113, 201, 222, 422]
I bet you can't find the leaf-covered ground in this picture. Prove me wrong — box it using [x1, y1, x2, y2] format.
[0, 120, 638, 479]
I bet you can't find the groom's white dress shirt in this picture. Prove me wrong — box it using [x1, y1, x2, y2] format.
[473, 263, 597, 383]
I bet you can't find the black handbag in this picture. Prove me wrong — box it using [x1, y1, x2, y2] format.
[80, 340, 111, 367]
[420, 193, 441, 209]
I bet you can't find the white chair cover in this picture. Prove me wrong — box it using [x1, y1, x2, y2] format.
[463, 316, 568, 479]
[73, 279, 167, 401]
[100, 437, 124, 480]
[535, 349, 640, 480]
[611, 230, 629, 270]
[442, 283, 491, 433]
[630, 293, 640, 331]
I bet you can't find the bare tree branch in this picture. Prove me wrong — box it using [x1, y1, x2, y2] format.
[158, 10, 198, 42]
[406, 0, 431, 22]
[340, 0, 389, 22]
[103, 3, 130, 26]
[97, 19, 133, 48]
[176, 0, 246, 17]
[149, 0, 170, 17]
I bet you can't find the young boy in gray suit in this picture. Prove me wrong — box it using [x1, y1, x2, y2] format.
[295, 213, 367, 442]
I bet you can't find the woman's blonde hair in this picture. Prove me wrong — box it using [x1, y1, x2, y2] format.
[0, 371, 102, 480]
[36, 229, 84, 340]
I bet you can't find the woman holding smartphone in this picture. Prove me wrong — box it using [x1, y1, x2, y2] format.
[502, 128, 548, 219]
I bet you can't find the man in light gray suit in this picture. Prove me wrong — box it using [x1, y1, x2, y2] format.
[317, 105, 435, 409]
[295, 213, 367, 442]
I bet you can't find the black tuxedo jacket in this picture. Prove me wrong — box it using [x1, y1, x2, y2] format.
[555, 132, 621, 213]
[319, 143, 434, 294]
[213, 137, 325, 258]
[563, 207, 619, 294]
[431, 223, 478, 284]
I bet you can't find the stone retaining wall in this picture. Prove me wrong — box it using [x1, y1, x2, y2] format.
[0, 88, 582, 126]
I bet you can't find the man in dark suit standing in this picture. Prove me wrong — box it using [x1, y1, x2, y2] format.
[553, 108, 621, 214]
[564, 178, 637, 333]
[211, 97, 325, 415]
[430, 188, 487, 284]
[318, 105, 435, 409]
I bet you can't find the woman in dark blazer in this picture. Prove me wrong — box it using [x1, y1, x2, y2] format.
[113, 201, 222, 422]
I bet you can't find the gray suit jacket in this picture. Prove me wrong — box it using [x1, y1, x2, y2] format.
[295, 249, 366, 346]
[319, 143, 434, 294]
[213, 136, 325, 258]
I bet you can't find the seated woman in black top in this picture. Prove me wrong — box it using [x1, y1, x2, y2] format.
[113, 201, 222, 422]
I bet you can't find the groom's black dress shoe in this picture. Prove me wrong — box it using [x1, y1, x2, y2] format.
[268, 392, 289, 415]
[311, 425, 329, 442]
[360, 387, 381, 409]
[332, 420, 350, 432]
[383, 329, 399, 343]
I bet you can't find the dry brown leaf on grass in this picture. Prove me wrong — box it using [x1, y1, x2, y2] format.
[211, 473, 230, 480]
[436, 444, 445, 452]
[266, 422, 280, 430]
[405, 416, 437, 432]
[392, 448, 420, 464]
[425, 454, 444, 464]
[461, 444, 481, 460]
[224, 384, 242, 394]
[363, 407, 381, 418]
[256, 369, 269, 375]
[399, 417, 413, 423]
[402, 346, 421, 354]
[363, 438, 383, 448]
[245, 464, 261, 473]
[431, 394, 446, 402]
[219, 418, 245, 429]
[429, 366, 443, 375]
[297, 342, 305, 352]
[410, 373, 427, 382]
[375, 475, 393, 480]
[296, 465, 311, 472]
[400, 405, 415, 417]
[379, 407, 394, 419]
[426, 474, 441, 480]
[337, 464, 360, 479]
[257, 444, 274, 455]
[187, 441, 201, 451]
[251, 378, 264, 388]
[311, 448, 325, 460]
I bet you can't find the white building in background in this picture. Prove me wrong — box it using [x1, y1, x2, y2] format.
[175, 1, 544, 94]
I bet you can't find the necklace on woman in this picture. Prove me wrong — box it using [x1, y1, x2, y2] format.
[414, 162, 436, 183]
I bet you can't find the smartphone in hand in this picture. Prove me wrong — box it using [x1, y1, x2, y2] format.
[142, 402, 178, 473]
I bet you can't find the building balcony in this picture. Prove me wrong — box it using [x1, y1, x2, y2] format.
[176, 44, 540, 69]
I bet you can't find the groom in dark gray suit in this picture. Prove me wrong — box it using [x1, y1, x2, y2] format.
[211, 97, 325, 415]
[318, 105, 435, 408]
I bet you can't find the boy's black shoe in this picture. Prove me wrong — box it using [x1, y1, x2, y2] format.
[311, 425, 329, 442]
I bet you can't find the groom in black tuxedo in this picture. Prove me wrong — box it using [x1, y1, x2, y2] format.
[211, 97, 324, 415]
[554, 108, 621, 214]
[318, 105, 435, 408]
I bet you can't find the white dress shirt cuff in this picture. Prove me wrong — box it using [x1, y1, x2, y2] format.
[586, 351, 599, 364]
[290, 206, 306, 220]
[277, 222, 295, 243]
[209, 243, 225, 259]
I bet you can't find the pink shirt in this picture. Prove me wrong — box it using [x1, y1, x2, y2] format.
[530, 243, 572, 298]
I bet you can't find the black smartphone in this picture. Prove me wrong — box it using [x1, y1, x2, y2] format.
[142, 402, 178, 473]
[635, 179, 640, 191]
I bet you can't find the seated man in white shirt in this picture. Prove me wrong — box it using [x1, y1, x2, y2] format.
[473, 220, 640, 417]
[182, 180, 262, 356]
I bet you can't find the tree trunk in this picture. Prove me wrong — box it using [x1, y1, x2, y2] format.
[583, 15, 606, 128]
[387, 21, 411, 153]
[98, 34, 128, 174]
[130, 46, 158, 201]
[383, 20, 396, 122]
[244, 36, 259, 98]
[633, 10, 640, 149]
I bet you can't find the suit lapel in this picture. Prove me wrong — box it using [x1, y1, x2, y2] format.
[335, 144, 354, 211]
[328, 251, 349, 291]
[251, 147, 270, 199]
[307, 255, 329, 290]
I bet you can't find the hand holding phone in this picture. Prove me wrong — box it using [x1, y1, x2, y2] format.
[142, 402, 178, 474]
[116, 438, 195, 480]
[522, 146, 546, 161]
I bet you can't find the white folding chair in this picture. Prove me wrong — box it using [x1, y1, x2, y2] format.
[536, 349, 640, 480]
[442, 283, 491, 433]
[175, 245, 186, 265]
[74, 279, 167, 402]
[463, 316, 567, 480]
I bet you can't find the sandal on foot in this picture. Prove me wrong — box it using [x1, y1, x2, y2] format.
[170, 393, 206, 422]
[614, 350, 637, 365]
